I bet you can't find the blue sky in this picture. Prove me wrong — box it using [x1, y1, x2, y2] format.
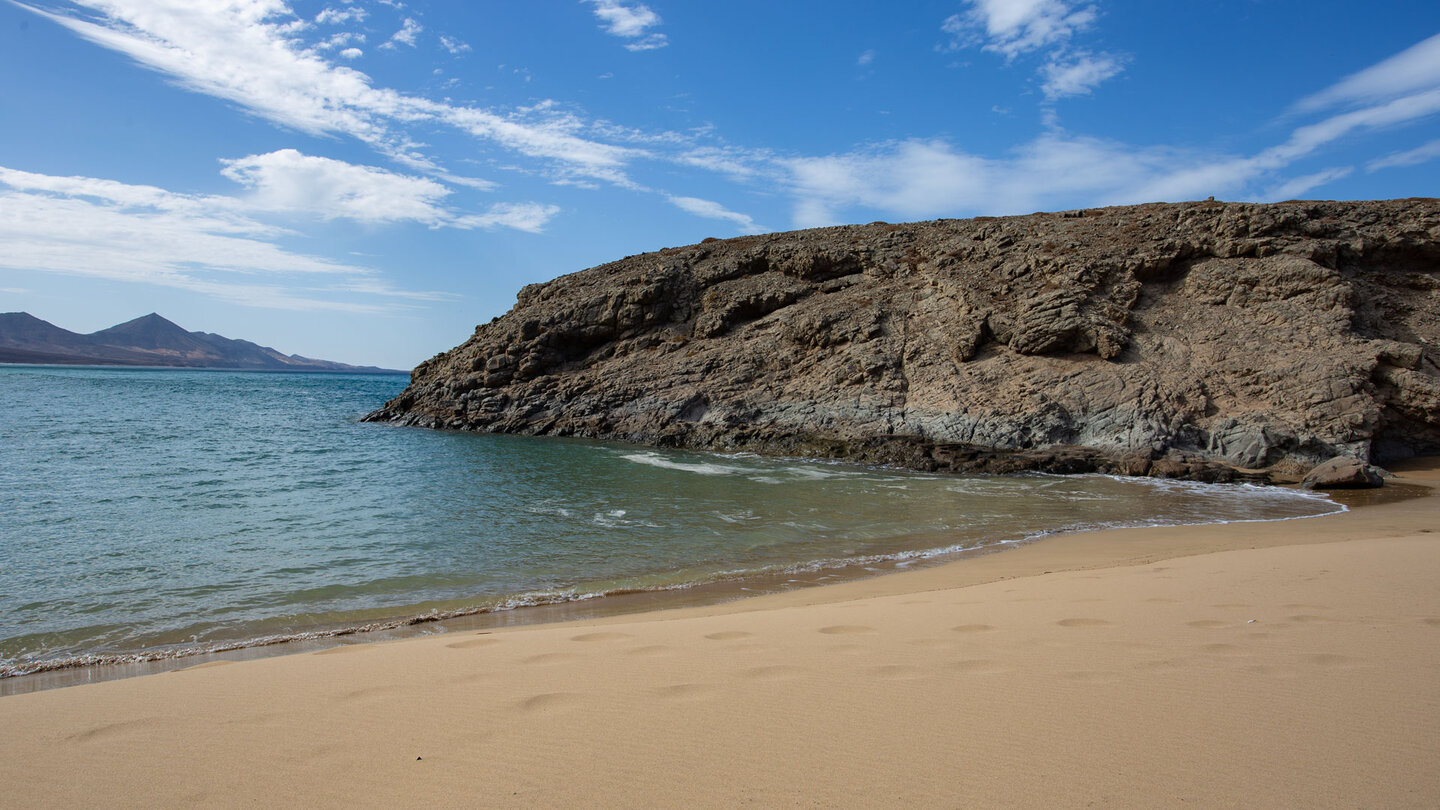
[1, 0, 1438, 369]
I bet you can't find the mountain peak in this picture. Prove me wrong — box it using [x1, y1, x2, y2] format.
[89, 312, 198, 351]
[0, 311, 401, 372]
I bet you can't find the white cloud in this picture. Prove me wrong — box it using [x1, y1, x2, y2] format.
[858, 49, 876, 66]
[583, 0, 668, 51]
[1368, 138, 1440, 172]
[1260, 167, 1354, 201]
[1296, 31, 1440, 113]
[783, 130, 1339, 228]
[439, 35, 471, 54]
[315, 31, 363, 50]
[666, 195, 765, 234]
[785, 31, 1440, 225]
[379, 17, 422, 49]
[0, 166, 407, 312]
[1256, 88, 1440, 169]
[218, 149, 457, 224]
[18, 0, 649, 187]
[942, 0, 1097, 59]
[452, 202, 562, 233]
[315, 6, 366, 25]
[941, 0, 1122, 108]
[216, 149, 556, 232]
[0, 151, 572, 310]
[338, 47, 361, 59]
[1040, 50, 1123, 99]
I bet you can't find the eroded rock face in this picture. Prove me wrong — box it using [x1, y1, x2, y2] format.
[367, 199, 1440, 483]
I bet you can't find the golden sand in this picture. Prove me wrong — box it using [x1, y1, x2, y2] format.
[2, 461, 1437, 808]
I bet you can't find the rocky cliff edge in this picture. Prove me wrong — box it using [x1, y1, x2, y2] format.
[367, 199, 1440, 483]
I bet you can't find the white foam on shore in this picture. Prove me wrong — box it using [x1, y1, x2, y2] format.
[619, 452, 747, 475]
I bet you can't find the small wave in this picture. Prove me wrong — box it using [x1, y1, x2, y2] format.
[713, 511, 757, 524]
[619, 452, 746, 476]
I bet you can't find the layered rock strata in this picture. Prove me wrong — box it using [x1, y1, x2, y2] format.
[367, 199, 1440, 483]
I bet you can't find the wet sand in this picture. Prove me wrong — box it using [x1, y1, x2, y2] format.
[1, 460, 1436, 808]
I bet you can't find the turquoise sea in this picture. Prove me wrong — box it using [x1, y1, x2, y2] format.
[0, 365, 1341, 680]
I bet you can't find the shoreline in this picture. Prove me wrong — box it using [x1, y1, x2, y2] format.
[1, 460, 1437, 806]
[1, 471, 1354, 693]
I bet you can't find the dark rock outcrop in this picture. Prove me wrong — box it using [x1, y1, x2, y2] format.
[1302, 457, 1386, 489]
[367, 199, 1440, 483]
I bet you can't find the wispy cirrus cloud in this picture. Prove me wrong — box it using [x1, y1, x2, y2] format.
[582, 0, 668, 51]
[1369, 138, 1440, 172]
[452, 202, 562, 233]
[783, 38, 1440, 229]
[9, 1, 780, 237]
[1295, 31, 1440, 114]
[16, 0, 645, 186]
[0, 166, 399, 312]
[0, 150, 567, 310]
[666, 195, 765, 234]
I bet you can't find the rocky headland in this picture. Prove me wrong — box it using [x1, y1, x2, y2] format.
[367, 199, 1440, 484]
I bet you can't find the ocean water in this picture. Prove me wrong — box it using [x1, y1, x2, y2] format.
[0, 365, 1341, 678]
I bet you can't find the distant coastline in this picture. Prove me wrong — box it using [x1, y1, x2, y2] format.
[0, 362, 407, 375]
[0, 312, 407, 374]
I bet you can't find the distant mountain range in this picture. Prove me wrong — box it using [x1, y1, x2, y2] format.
[0, 312, 405, 374]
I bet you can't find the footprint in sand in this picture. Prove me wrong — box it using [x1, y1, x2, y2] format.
[1245, 664, 1300, 679]
[340, 685, 402, 702]
[651, 683, 720, 701]
[868, 664, 925, 680]
[740, 665, 806, 681]
[68, 718, 159, 744]
[908, 638, 960, 650]
[1287, 614, 1340, 624]
[1300, 653, 1360, 668]
[704, 631, 754, 641]
[570, 632, 634, 642]
[516, 693, 587, 713]
[314, 644, 367, 656]
[1057, 618, 1112, 628]
[521, 652, 580, 665]
[950, 623, 996, 633]
[947, 659, 1006, 674]
[446, 637, 501, 649]
[626, 644, 672, 657]
[818, 625, 876, 635]
[1424, 618, 1440, 627]
[1064, 671, 1119, 683]
[1132, 658, 1186, 673]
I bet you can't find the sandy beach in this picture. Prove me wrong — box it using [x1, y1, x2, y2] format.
[2, 462, 1437, 808]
